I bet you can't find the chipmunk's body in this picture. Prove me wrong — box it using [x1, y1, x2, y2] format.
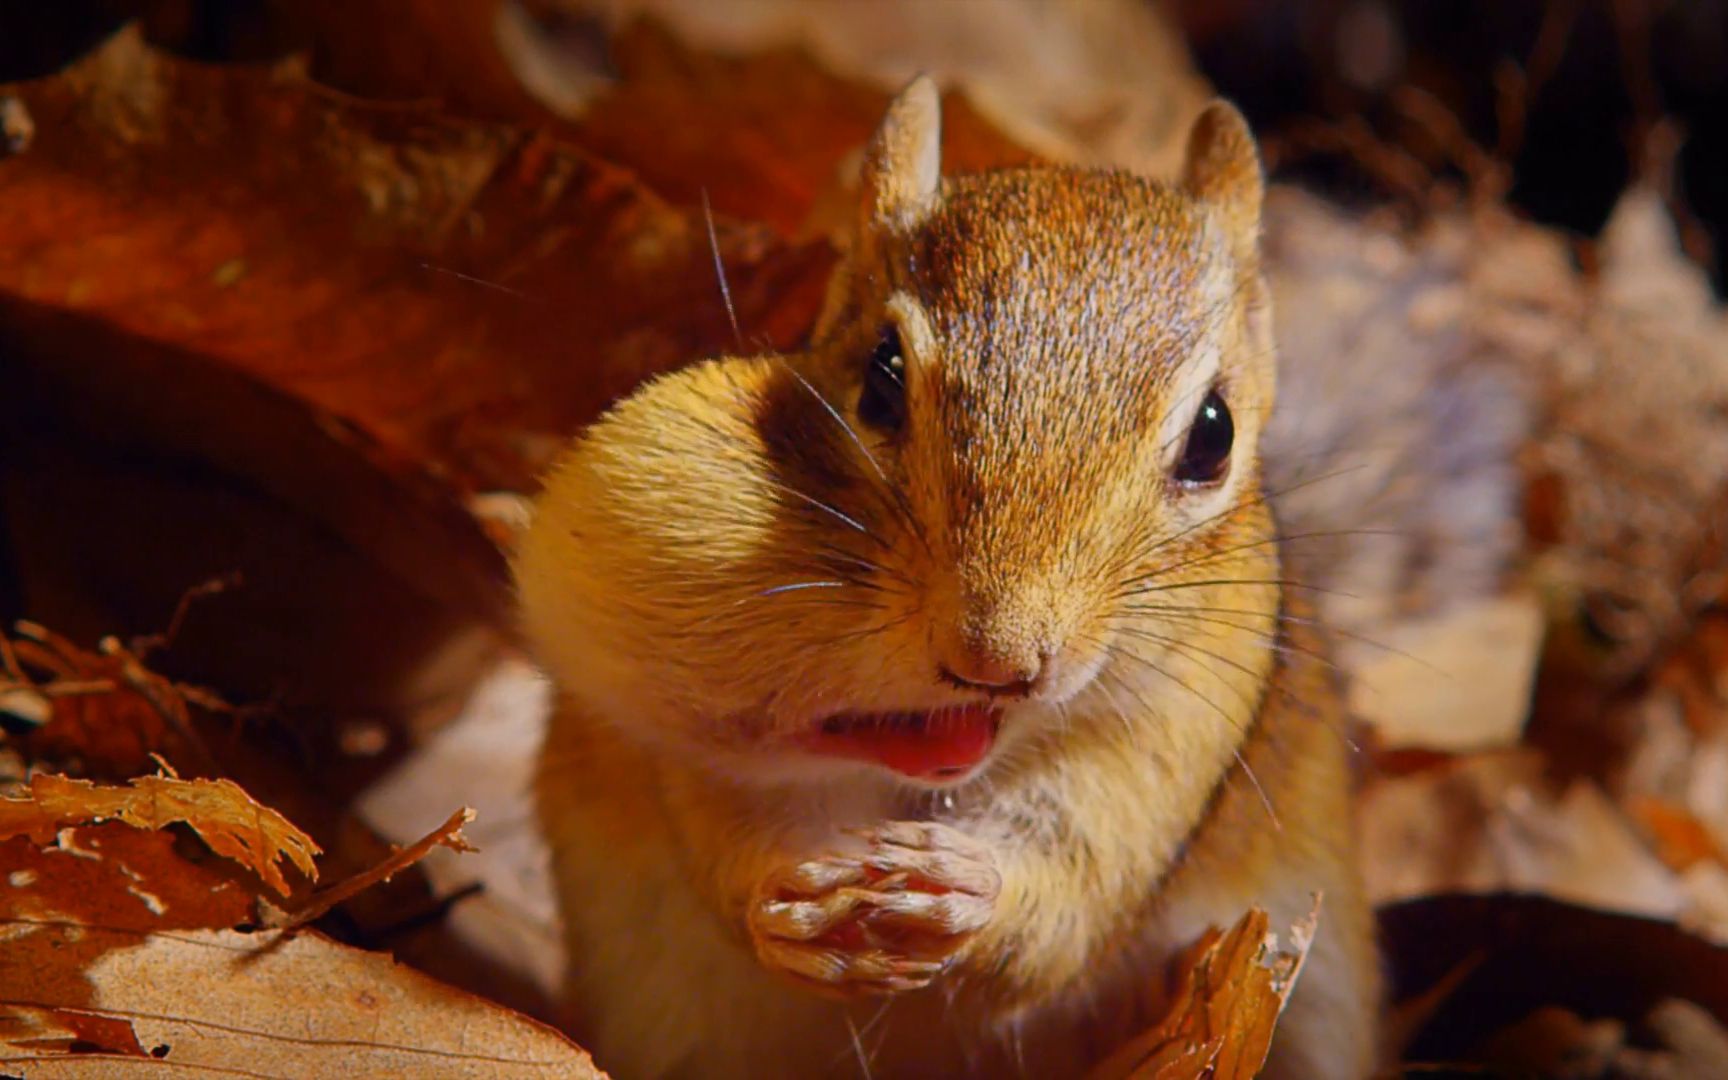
[517, 80, 1379, 1078]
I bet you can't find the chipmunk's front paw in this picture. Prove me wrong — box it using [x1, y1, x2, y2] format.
[748, 821, 1001, 998]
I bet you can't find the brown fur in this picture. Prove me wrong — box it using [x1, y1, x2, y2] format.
[516, 78, 1379, 1077]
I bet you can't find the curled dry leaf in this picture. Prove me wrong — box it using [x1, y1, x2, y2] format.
[1089, 902, 1320, 1080]
[0, 772, 319, 898]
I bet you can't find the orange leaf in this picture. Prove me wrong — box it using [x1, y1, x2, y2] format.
[1628, 796, 1728, 874]
[0, 823, 603, 1078]
[0, 26, 832, 494]
[572, 20, 1036, 238]
[0, 772, 320, 897]
[1091, 900, 1321, 1080]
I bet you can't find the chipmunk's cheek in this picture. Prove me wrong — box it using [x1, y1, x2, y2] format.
[796, 706, 1001, 783]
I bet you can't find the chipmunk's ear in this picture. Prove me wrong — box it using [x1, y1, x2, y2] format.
[1182, 99, 1264, 263]
[860, 74, 942, 233]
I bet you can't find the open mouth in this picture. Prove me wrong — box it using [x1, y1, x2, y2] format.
[800, 704, 1002, 781]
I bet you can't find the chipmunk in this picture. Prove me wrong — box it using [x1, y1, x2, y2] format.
[515, 77, 1380, 1078]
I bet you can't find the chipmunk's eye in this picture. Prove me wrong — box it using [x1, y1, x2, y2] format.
[857, 325, 907, 431]
[1174, 388, 1233, 486]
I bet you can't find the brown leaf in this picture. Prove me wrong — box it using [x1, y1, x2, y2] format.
[1383, 894, 1728, 1065]
[532, 0, 1209, 176]
[0, 773, 319, 897]
[275, 0, 565, 123]
[0, 813, 599, 1075]
[0, 618, 217, 778]
[0, 878, 604, 1078]
[0, 1005, 148, 1058]
[1358, 752, 1704, 926]
[567, 19, 1037, 238]
[0, 26, 830, 494]
[1629, 796, 1728, 874]
[1345, 592, 1544, 753]
[1, 824, 261, 936]
[1090, 902, 1320, 1080]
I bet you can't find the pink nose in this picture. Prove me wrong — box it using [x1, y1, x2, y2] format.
[938, 646, 1042, 695]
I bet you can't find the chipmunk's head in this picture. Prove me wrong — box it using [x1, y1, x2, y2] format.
[516, 78, 1279, 792]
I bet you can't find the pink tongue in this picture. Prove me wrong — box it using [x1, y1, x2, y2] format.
[805, 706, 999, 780]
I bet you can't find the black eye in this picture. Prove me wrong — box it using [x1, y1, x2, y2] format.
[1174, 388, 1233, 485]
[857, 325, 907, 431]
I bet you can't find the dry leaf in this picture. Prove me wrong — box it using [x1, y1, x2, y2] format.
[0, 772, 319, 897]
[0, 1004, 150, 1059]
[2, 909, 604, 1078]
[1090, 902, 1320, 1080]
[562, 19, 1036, 238]
[275, 0, 563, 123]
[1359, 753, 1702, 927]
[1474, 1005, 1629, 1078]
[540, 0, 1210, 175]
[1383, 895, 1728, 1068]
[0, 26, 830, 494]
[1629, 796, 1728, 874]
[0, 815, 600, 1076]
[0, 618, 227, 778]
[1515, 188, 1728, 681]
[1347, 592, 1545, 752]
[1, 824, 262, 936]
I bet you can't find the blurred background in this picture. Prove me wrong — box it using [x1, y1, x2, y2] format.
[2, 0, 1723, 287]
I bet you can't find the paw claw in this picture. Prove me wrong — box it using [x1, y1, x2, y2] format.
[750, 821, 999, 997]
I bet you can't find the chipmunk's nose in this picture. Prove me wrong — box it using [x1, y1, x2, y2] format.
[937, 640, 1045, 697]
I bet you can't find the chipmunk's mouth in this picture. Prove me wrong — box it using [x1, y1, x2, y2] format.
[800, 705, 1001, 782]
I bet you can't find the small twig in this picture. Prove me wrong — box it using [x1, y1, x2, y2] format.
[14, 620, 89, 675]
[1266, 115, 1440, 214]
[99, 636, 223, 776]
[1633, 118, 1718, 276]
[0, 632, 29, 686]
[1610, 0, 1664, 168]
[3, 678, 120, 699]
[268, 807, 478, 931]
[1494, 0, 1579, 165]
[131, 572, 242, 659]
[1392, 86, 1509, 208]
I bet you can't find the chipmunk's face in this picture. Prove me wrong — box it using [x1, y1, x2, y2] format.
[514, 84, 1278, 792]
